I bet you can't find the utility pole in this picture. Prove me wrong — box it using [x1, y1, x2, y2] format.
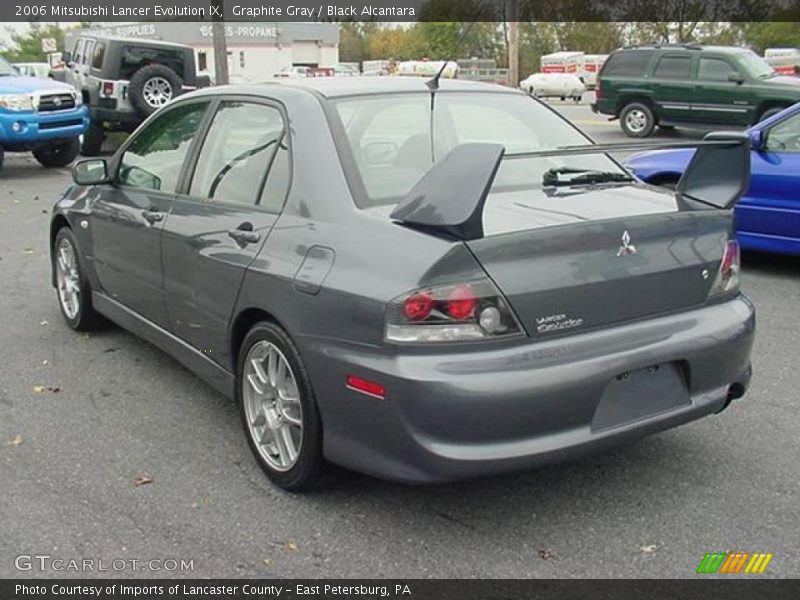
[508, 0, 519, 88]
[212, 0, 229, 85]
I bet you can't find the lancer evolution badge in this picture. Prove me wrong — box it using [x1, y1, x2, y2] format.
[617, 230, 638, 257]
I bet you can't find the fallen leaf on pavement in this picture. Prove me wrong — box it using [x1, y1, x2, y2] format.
[33, 385, 60, 393]
[21, 248, 35, 255]
[262, 559, 272, 566]
[538, 548, 555, 560]
[285, 541, 299, 552]
[42, 360, 49, 366]
[7, 434, 23, 447]
[640, 544, 659, 554]
[33, 385, 46, 393]
[133, 473, 154, 487]
[40, 320, 48, 326]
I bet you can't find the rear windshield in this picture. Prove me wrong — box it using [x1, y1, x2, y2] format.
[119, 45, 183, 80]
[333, 92, 626, 207]
[601, 50, 653, 77]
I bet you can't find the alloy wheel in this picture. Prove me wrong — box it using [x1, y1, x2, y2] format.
[625, 109, 648, 133]
[142, 77, 173, 108]
[242, 341, 304, 472]
[55, 237, 81, 320]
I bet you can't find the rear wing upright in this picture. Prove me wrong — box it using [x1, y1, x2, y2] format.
[390, 132, 750, 241]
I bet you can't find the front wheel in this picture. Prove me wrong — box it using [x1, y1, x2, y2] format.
[237, 322, 324, 492]
[34, 138, 80, 168]
[53, 227, 105, 331]
[620, 102, 656, 138]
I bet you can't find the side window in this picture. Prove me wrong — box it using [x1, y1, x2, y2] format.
[602, 50, 653, 77]
[766, 113, 800, 153]
[698, 58, 736, 82]
[653, 55, 692, 80]
[83, 41, 95, 66]
[189, 102, 286, 207]
[118, 101, 208, 192]
[72, 39, 84, 65]
[92, 43, 106, 70]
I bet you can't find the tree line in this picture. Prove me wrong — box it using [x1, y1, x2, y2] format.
[341, 22, 800, 75]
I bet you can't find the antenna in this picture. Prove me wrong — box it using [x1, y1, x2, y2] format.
[426, 6, 485, 91]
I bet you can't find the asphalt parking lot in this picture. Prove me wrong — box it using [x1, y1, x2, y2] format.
[1, 98, 799, 579]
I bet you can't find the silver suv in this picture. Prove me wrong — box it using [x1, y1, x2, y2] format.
[63, 35, 210, 154]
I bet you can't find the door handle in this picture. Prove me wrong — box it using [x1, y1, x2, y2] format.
[141, 210, 165, 225]
[228, 222, 261, 245]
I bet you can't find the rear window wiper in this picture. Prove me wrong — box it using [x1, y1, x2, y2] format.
[543, 167, 634, 187]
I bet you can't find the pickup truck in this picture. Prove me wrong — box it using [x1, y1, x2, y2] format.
[0, 54, 88, 172]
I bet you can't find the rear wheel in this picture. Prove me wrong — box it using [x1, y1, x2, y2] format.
[81, 122, 106, 156]
[33, 138, 80, 168]
[0, 147, 4, 172]
[237, 322, 324, 492]
[620, 102, 656, 138]
[53, 227, 105, 331]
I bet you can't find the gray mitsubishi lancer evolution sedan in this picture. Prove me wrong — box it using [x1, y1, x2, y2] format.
[50, 78, 755, 491]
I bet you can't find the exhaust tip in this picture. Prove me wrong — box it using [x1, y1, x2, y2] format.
[717, 382, 746, 414]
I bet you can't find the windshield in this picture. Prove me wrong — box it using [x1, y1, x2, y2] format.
[737, 51, 776, 79]
[333, 92, 626, 207]
[0, 56, 18, 76]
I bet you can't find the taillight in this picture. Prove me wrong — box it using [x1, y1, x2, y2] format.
[385, 279, 523, 343]
[101, 81, 114, 97]
[709, 239, 740, 298]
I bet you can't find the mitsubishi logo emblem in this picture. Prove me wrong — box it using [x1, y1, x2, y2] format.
[53, 97, 62, 106]
[617, 230, 638, 257]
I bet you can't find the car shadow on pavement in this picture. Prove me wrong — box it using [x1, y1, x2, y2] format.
[742, 249, 800, 279]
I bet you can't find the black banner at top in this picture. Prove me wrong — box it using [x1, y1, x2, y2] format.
[2, 0, 800, 22]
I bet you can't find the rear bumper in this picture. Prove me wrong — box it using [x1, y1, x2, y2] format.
[301, 296, 755, 483]
[0, 106, 88, 150]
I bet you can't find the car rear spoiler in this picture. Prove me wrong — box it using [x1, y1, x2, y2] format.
[390, 132, 750, 241]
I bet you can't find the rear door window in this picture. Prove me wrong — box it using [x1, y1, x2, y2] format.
[72, 39, 84, 65]
[653, 55, 692, 80]
[82, 40, 95, 66]
[189, 101, 288, 209]
[602, 50, 653, 77]
[92, 42, 106, 70]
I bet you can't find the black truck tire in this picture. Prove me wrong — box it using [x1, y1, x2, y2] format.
[128, 64, 183, 117]
[33, 138, 80, 168]
[81, 122, 106, 156]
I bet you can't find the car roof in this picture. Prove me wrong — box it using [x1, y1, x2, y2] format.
[77, 34, 190, 49]
[270, 77, 519, 98]
[620, 44, 750, 55]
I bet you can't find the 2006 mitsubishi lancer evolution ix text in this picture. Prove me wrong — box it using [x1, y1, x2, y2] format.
[50, 77, 755, 491]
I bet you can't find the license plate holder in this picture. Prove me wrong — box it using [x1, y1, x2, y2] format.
[591, 363, 690, 432]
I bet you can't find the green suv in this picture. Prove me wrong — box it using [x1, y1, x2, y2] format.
[593, 44, 800, 137]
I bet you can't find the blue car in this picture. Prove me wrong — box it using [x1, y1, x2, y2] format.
[0, 55, 88, 172]
[626, 102, 800, 256]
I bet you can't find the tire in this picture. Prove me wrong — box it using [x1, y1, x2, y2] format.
[128, 64, 182, 117]
[758, 106, 785, 122]
[0, 147, 4, 172]
[33, 137, 80, 168]
[237, 322, 324, 492]
[53, 227, 105, 331]
[620, 102, 656, 138]
[81, 122, 105, 156]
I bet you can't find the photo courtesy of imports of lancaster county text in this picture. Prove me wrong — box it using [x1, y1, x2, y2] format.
[2, 0, 800, 596]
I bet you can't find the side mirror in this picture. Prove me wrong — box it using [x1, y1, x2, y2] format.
[72, 158, 110, 186]
[728, 72, 745, 84]
[749, 129, 765, 151]
[61, 51, 71, 64]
